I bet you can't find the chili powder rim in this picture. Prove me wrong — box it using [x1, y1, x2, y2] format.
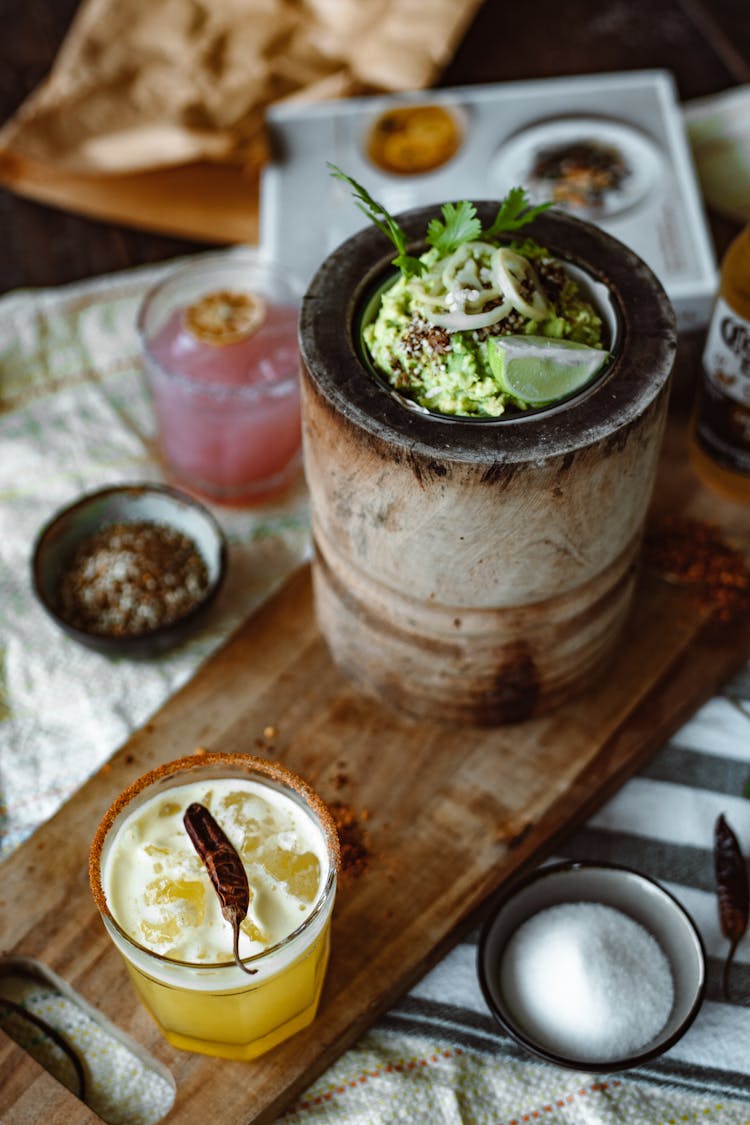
[89, 751, 341, 970]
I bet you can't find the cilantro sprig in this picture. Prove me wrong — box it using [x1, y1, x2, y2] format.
[426, 201, 481, 255]
[482, 186, 552, 239]
[328, 164, 425, 277]
[329, 164, 552, 279]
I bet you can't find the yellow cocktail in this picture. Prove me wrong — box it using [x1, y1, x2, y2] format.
[89, 753, 339, 1059]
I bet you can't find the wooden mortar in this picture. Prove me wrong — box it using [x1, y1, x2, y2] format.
[299, 206, 676, 725]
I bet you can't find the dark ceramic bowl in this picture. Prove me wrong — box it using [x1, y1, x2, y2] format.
[477, 861, 706, 1071]
[32, 484, 227, 656]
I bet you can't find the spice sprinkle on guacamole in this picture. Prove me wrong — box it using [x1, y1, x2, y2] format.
[331, 165, 609, 419]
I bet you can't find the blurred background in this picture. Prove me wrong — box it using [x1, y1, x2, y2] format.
[1, 0, 747, 291]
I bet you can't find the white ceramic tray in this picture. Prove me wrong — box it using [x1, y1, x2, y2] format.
[260, 70, 717, 330]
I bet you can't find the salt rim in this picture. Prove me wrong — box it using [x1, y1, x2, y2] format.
[89, 751, 341, 928]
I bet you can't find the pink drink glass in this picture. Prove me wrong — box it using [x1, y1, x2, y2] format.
[139, 255, 303, 505]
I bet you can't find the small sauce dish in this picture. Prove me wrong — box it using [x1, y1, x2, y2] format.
[32, 484, 227, 656]
[477, 861, 706, 1071]
[363, 101, 468, 177]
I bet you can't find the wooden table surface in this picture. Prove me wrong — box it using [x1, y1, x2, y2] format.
[1, 4, 750, 1120]
[1, 0, 748, 296]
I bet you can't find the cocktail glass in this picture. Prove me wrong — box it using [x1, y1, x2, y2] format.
[89, 752, 339, 1060]
[139, 255, 303, 505]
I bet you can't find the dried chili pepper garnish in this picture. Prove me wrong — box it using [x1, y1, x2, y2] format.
[58, 521, 209, 637]
[183, 802, 257, 976]
[643, 516, 750, 623]
[714, 813, 749, 1000]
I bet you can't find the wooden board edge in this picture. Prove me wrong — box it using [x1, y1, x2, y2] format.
[0, 1038, 103, 1124]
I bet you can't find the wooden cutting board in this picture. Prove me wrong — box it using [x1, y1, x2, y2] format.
[2, 415, 750, 1124]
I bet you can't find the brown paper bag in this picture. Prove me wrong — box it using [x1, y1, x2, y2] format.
[0, 0, 482, 243]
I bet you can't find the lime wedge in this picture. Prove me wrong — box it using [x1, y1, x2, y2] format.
[488, 335, 609, 406]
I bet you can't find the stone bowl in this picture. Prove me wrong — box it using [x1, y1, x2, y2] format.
[299, 205, 677, 724]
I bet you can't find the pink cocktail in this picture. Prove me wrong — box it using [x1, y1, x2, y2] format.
[139, 256, 303, 505]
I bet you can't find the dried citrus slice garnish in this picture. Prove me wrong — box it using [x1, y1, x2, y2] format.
[185, 289, 266, 346]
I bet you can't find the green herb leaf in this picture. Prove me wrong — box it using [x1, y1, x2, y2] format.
[483, 187, 553, 240]
[328, 163, 425, 278]
[508, 237, 549, 260]
[330, 165, 553, 274]
[425, 201, 482, 255]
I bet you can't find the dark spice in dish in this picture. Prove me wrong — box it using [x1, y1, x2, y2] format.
[58, 520, 209, 636]
[531, 140, 629, 210]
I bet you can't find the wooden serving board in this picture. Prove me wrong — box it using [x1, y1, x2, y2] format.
[3, 416, 750, 1124]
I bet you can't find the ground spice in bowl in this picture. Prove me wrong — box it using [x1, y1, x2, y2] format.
[32, 483, 227, 656]
[58, 521, 209, 637]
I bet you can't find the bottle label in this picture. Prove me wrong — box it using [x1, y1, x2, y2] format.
[702, 297, 750, 401]
[695, 299, 750, 474]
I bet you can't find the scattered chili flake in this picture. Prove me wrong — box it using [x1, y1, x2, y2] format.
[643, 516, 750, 623]
[58, 521, 209, 637]
[329, 801, 371, 880]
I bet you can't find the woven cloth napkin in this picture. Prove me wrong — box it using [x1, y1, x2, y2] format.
[1, 256, 750, 1124]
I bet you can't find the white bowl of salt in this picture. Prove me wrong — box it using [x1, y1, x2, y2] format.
[478, 861, 706, 1070]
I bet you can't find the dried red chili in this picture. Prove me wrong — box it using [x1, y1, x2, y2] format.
[183, 802, 257, 975]
[714, 813, 749, 1001]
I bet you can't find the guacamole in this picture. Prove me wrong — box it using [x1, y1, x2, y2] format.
[363, 242, 605, 418]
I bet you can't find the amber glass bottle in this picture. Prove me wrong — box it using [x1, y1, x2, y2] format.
[692, 225, 750, 499]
